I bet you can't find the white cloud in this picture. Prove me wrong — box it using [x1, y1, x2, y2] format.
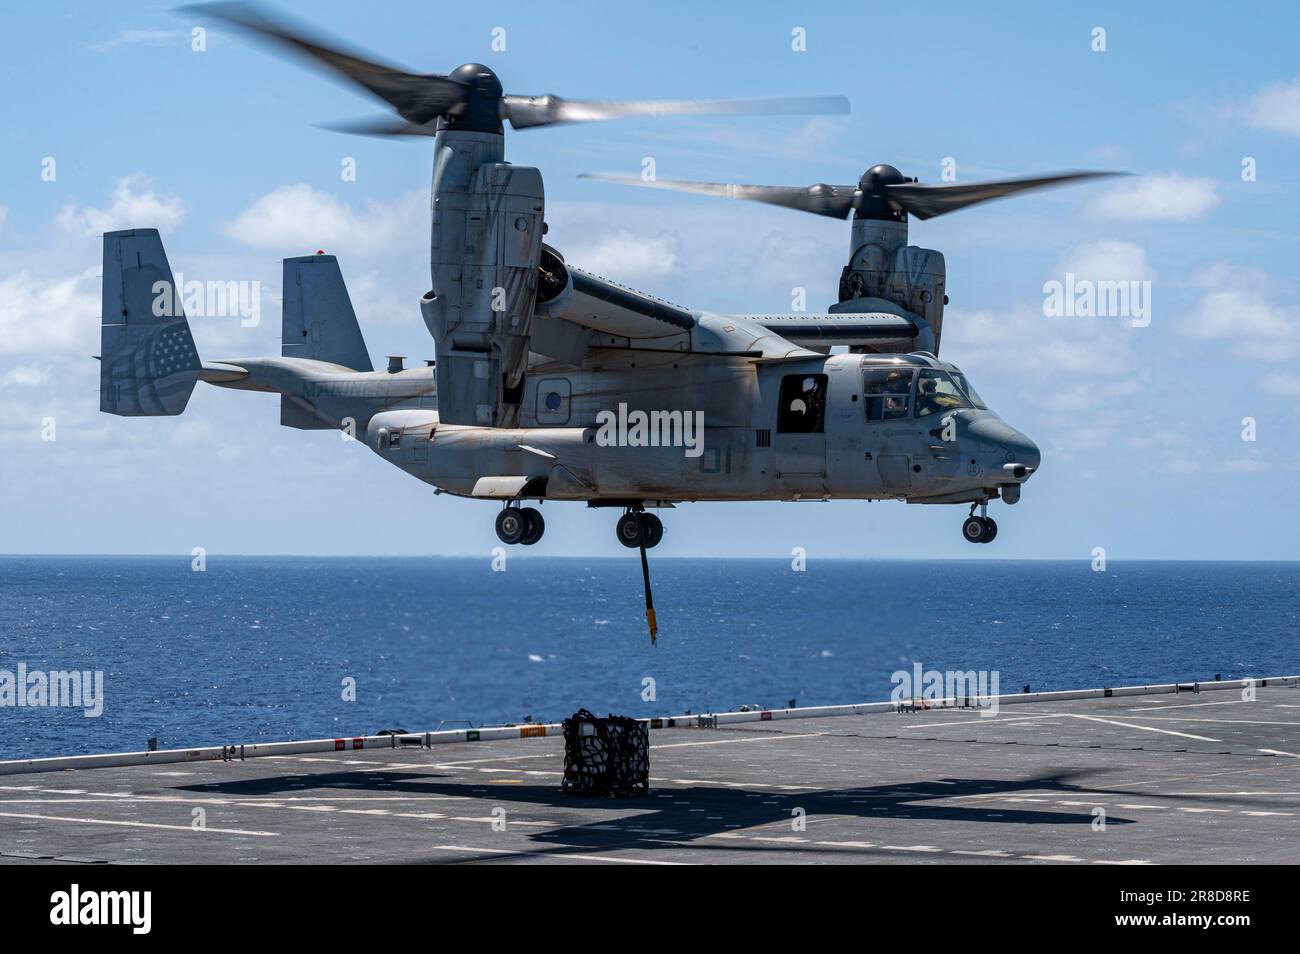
[1059, 239, 1153, 284]
[0, 364, 50, 387]
[564, 230, 680, 282]
[941, 240, 1155, 461]
[56, 174, 186, 237]
[1246, 78, 1300, 136]
[1086, 173, 1219, 222]
[223, 185, 424, 257]
[0, 268, 99, 357]
[754, 232, 842, 297]
[1179, 264, 1299, 361]
[1257, 370, 1300, 398]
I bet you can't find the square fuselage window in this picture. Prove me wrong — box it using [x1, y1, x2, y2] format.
[863, 368, 915, 422]
[777, 374, 828, 433]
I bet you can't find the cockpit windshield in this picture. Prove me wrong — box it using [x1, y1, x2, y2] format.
[949, 371, 988, 410]
[914, 369, 973, 417]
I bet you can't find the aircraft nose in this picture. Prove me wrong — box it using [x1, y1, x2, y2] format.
[968, 417, 1040, 472]
[1006, 430, 1041, 472]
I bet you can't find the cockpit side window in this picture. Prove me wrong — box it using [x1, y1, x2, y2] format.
[914, 369, 973, 418]
[950, 371, 988, 410]
[863, 368, 914, 422]
[777, 373, 828, 433]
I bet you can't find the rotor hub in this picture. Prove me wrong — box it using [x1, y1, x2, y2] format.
[855, 163, 909, 222]
[440, 63, 505, 133]
[449, 62, 503, 96]
[859, 163, 907, 190]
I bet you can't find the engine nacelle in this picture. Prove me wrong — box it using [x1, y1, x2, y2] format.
[838, 218, 947, 355]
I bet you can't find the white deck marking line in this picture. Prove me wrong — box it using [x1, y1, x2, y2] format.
[1096, 859, 1154, 865]
[972, 708, 1295, 731]
[1023, 854, 1083, 862]
[941, 795, 1294, 816]
[1100, 715, 1300, 727]
[1259, 748, 1300, 759]
[892, 714, 1062, 730]
[1128, 700, 1246, 711]
[429, 845, 684, 865]
[1160, 791, 1300, 796]
[0, 810, 276, 836]
[880, 844, 943, 853]
[1, 793, 472, 807]
[429, 754, 556, 766]
[651, 733, 824, 749]
[1057, 713, 1220, 742]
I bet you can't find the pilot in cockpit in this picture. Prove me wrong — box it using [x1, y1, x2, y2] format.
[916, 374, 965, 417]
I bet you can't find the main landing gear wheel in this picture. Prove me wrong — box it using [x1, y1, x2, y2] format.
[496, 507, 525, 545]
[616, 511, 664, 549]
[640, 513, 664, 548]
[519, 507, 545, 545]
[496, 506, 546, 545]
[962, 515, 997, 544]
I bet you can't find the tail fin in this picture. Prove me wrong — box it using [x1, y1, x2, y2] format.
[281, 254, 372, 371]
[100, 229, 201, 416]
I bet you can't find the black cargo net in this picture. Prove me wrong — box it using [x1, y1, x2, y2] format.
[561, 709, 650, 797]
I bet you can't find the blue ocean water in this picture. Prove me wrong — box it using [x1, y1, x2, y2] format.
[0, 556, 1296, 760]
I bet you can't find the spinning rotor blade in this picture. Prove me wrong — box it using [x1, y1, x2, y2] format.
[502, 94, 849, 130]
[184, 3, 468, 124]
[185, 4, 849, 135]
[884, 171, 1122, 221]
[578, 174, 859, 218]
[318, 116, 439, 138]
[583, 167, 1122, 220]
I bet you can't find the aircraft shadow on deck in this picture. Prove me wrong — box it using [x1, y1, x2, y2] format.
[179, 769, 1140, 860]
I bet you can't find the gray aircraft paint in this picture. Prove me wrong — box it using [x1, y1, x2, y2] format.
[99, 229, 1038, 515]
[422, 127, 545, 429]
[95, 9, 1051, 544]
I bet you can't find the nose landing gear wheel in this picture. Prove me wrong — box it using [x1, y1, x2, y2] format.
[962, 515, 998, 544]
[495, 506, 527, 545]
[981, 517, 997, 543]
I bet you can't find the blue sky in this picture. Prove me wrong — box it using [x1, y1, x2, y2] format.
[2, 0, 1299, 559]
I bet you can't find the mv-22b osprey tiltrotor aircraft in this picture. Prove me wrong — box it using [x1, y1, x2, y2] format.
[100, 4, 1113, 636]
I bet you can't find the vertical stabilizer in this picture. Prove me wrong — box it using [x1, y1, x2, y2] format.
[100, 229, 200, 416]
[281, 254, 372, 371]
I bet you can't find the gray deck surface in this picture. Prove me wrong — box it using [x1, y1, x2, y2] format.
[3, 687, 1299, 864]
